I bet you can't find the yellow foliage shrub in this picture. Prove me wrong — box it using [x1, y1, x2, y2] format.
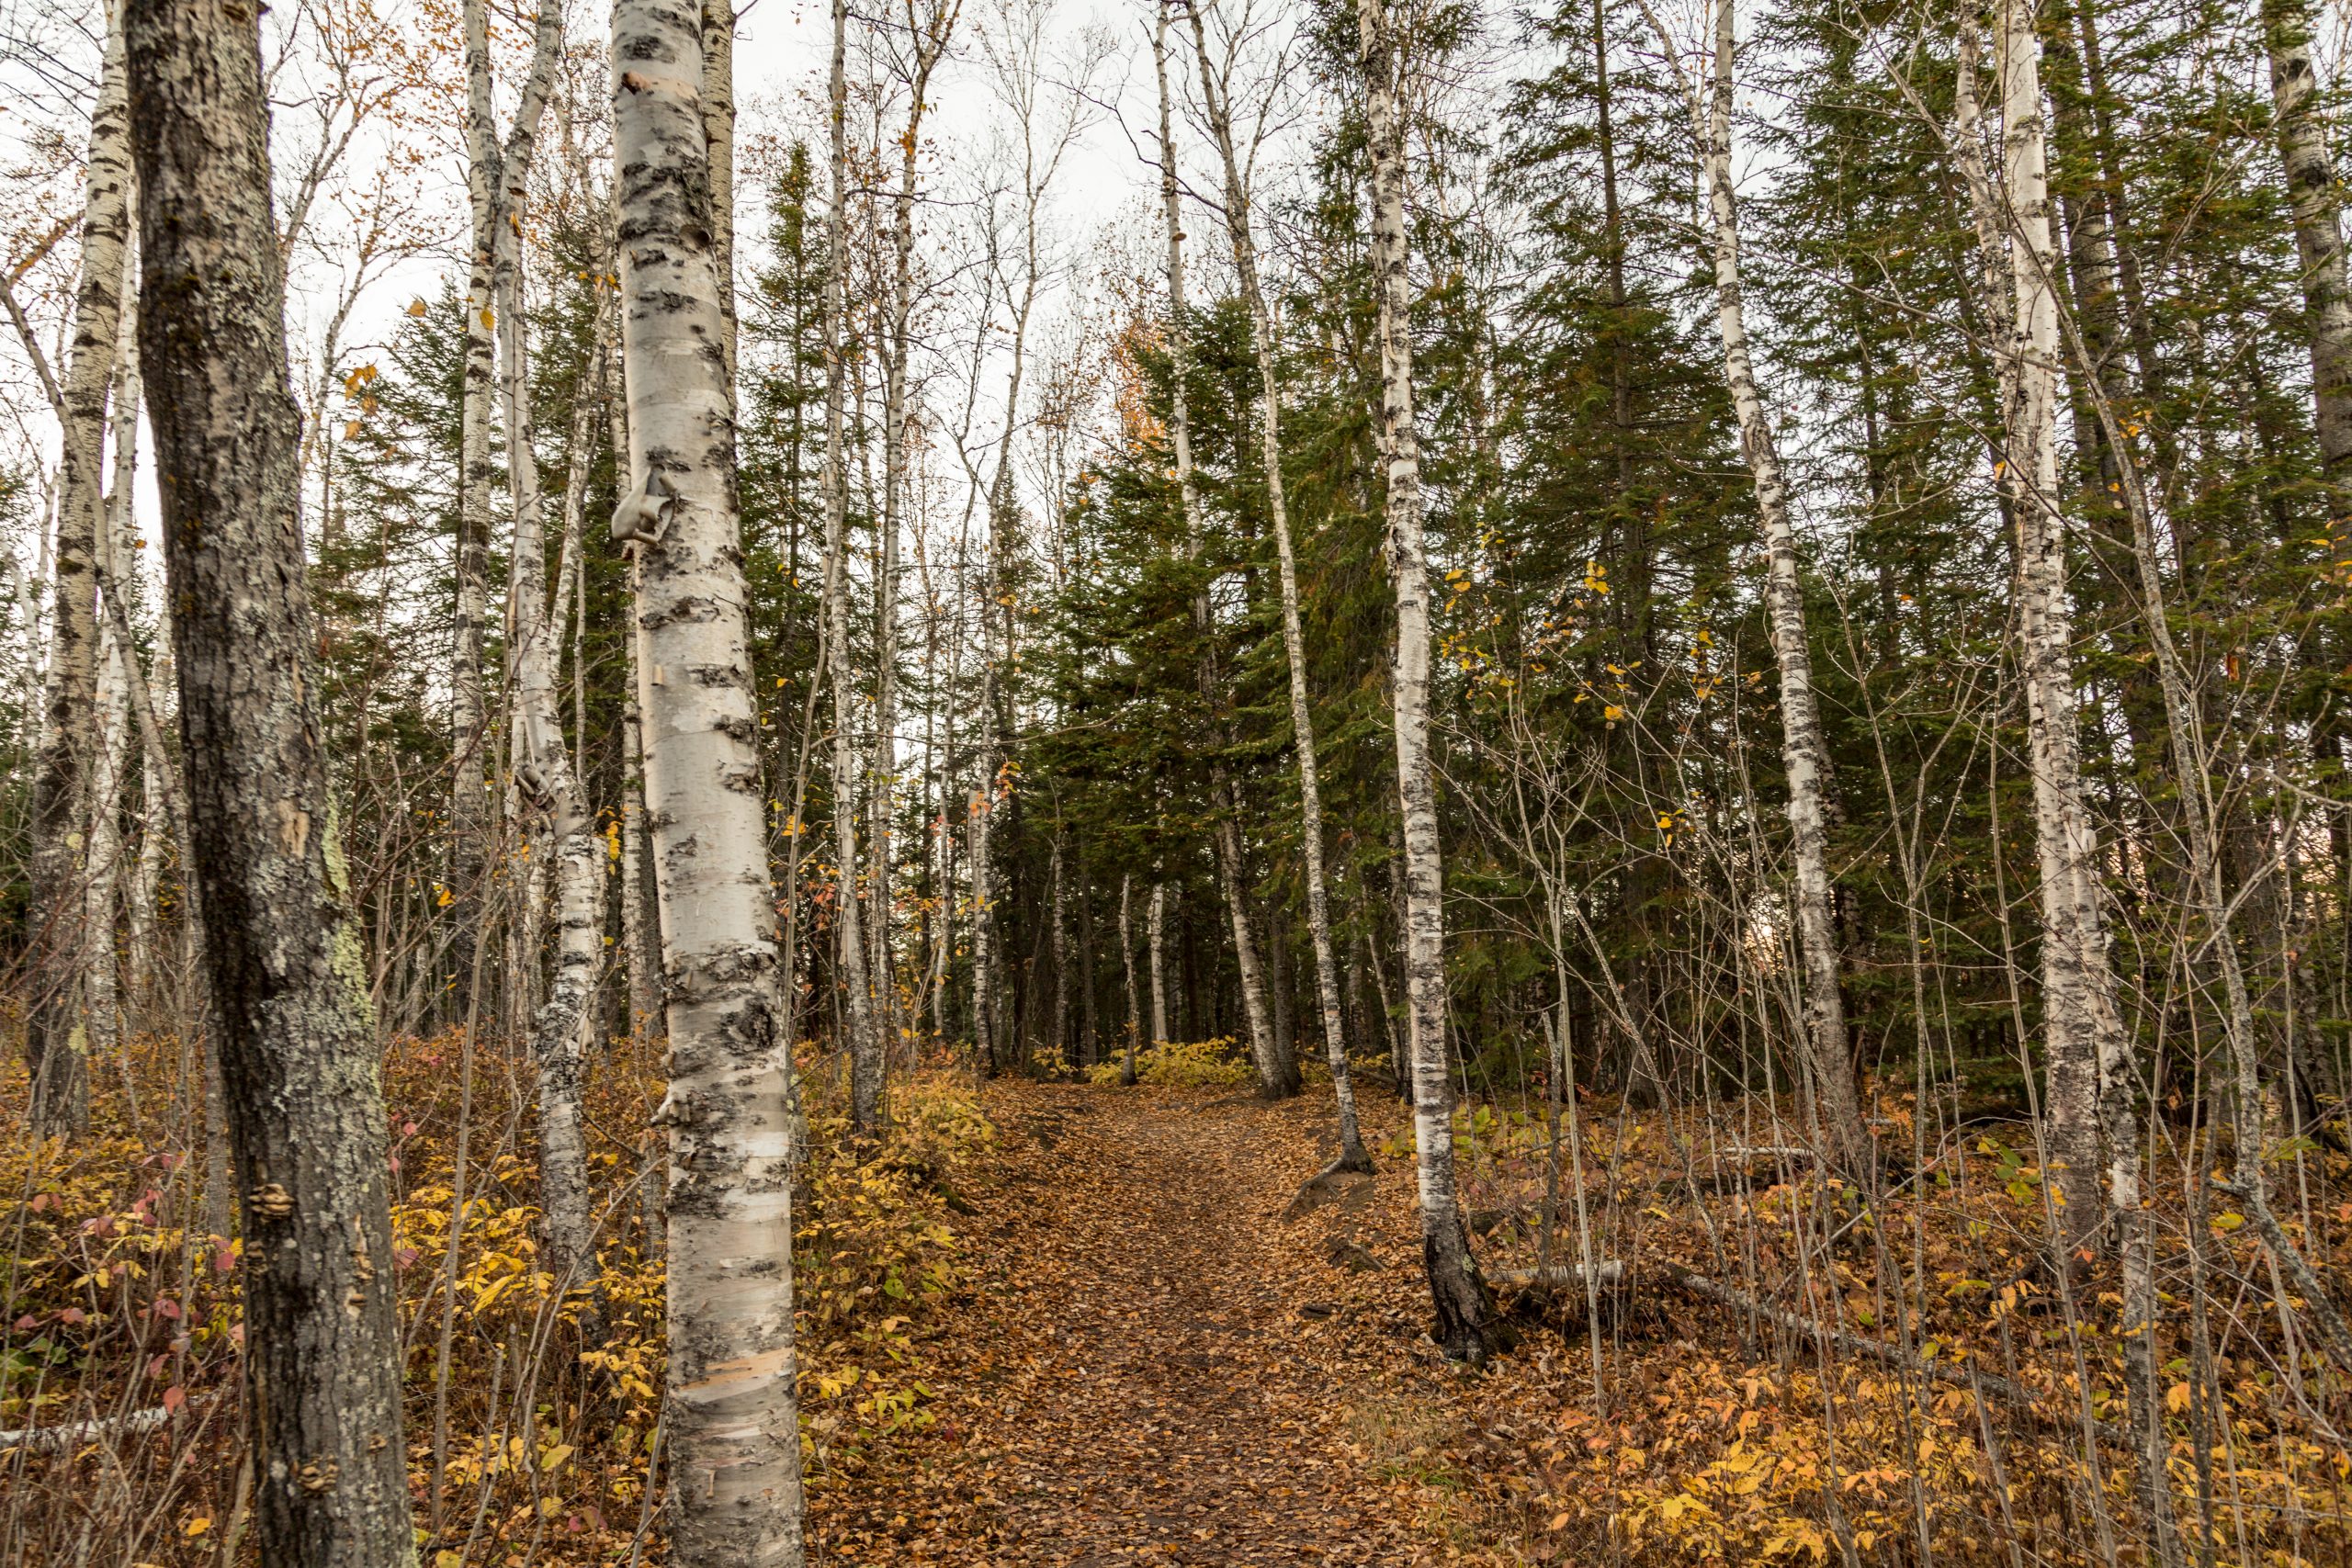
[1084, 1036, 1252, 1087]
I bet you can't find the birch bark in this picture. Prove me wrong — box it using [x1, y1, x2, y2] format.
[86, 296, 141, 1066]
[1153, 2, 1290, 1099]
[1184, 7, 1367, 1160]
[1356, 0, 1499, 1358]
[821, 0, 883, 1134]
[27, 7, 131, 1136]
[1995, 0, 2123, 1260]
[1634, 0, 1869, 1176]
[612, 0, 808, 1553]
[2264, 0, 2352, 479]
[509, 313, 602, 1283]
[451, 0, 499, 942]
[1148, 878, 1169, 1045]
[124, 0, 413, 1556]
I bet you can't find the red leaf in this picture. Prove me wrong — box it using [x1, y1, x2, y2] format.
[162, 1385, 186, 1414]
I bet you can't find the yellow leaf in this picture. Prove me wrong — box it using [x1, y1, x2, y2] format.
[472, 1272, 521, 1314]
[406, 299, 430, 317]
[2166, 1381, 2192, 1413]
[539, 1443, 574, 1472]
[480, 309, 495, 331]
[183, 1517, 212, 1538]
[2212, 1212, 2245, 1233]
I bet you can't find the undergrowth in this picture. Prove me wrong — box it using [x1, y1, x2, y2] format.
[0, 1027, 994, 1565]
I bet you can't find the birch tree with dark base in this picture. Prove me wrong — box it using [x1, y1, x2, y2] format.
[612, 0, 808, 1555]
[123, 0, 413, 1558]
[1356, 0, 1500, 1359]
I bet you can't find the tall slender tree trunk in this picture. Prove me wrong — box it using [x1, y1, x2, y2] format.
[451, 0, 500, 977]
[1183, 6, 1367, 1161]
[509, 314, 603, 1287]
[2264, 0, 2352, 480]
[821, 0, 881, 1134]
[1152, 2, 1291, 1099]
[612, 0, 808, 1553]
[27, 9, 131, 1136]
[481, 0, 592, 1286]
[622, 685, 660, 1042]
[124, 0, 413, 1557]
[1120, 874, 1142, 1082]
[969, 776, 998, 1070]
[1637, 0, 1870, 1176]
[871, 0, 955, 1095]
[1995, 0, 2125, 1263]
[1148, 877, 1169, 1045]
[1356, 0, 1499, 1359]
[86, 302, 140, 1070]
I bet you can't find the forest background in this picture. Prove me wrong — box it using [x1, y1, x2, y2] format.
[4, 0, 2352, 1558]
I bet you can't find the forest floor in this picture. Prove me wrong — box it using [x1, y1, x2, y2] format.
[808, 1082, 1503, 1567]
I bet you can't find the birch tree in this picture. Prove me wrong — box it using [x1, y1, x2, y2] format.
[1992, 0, 2126, 1261]
[1184, 0, 1369, 1161]
[1152, 0, 1291, 1100]
[1633, 0, 1870, 1177]
[451, 0, 561, 980]
[821, 0, 885, 1134]
[2262, 0, 2352, 483]
[612, 0, 808, 1553]
[124, 0, 413, 1557]
[1356, 0, 1499, 1358]
[26, 6, 132, 1137]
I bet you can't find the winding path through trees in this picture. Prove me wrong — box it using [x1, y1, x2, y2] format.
[811, 1085, 1455, 1565]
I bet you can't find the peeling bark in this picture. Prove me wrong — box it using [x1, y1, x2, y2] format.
[612, 0, 808, 1553]
[1993, 0, 2124, 1263]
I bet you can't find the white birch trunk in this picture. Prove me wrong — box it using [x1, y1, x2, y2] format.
[1152, 3, 1288, 1098]
[1148, 878, 1169, 1045]
[2264, 0, 2352, 477]
[969, 778, 997, 1069]
[452, 0, 499, 916]
[510, 313, 603, 1284]
[1634, 0, 1869, 1175]
[611, 0, 807, 1553]
[28, 8, 132, 1136]
[1356, 0, 1498, 1358]
[821, 0, 881, 1132]
[1995, 0, 2122, 1259]
[86, 293, 141, 1062]
[1183, 7, 1369, 1162]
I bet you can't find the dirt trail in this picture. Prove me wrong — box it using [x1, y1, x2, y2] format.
[810, 1083, 1442, 1566]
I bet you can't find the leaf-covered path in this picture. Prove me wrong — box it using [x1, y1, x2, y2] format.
[810, 1082, 1459, 1566]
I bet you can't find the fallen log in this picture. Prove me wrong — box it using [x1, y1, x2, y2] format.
[1490, 1263, 1631, 1293]
[0, 1405, 171, 1453]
